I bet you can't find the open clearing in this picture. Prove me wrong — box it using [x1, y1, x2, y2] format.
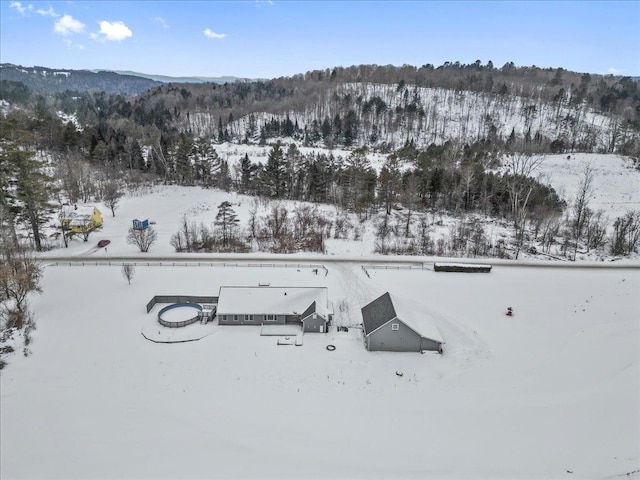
[1, 262, 638, 479]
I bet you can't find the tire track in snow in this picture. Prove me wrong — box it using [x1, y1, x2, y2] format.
[331, 263, 383, 327]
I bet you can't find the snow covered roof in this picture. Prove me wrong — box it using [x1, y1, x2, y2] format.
[60, 205, 99, 220]
[434, 263, 492, 269]
[217, 286, 331, 316]
[361, 292, 443, 343]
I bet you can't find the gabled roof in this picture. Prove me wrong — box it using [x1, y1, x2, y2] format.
[361, 292, 444, 343]
[217, 286, 331, 316]
[60, 205, 100, 221]
[361, 292, 396, 335]
[300, 301, 329, 321]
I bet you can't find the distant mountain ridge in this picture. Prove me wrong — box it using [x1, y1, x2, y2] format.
[107, 70, 255, 84]
[0, 63, 162, 95]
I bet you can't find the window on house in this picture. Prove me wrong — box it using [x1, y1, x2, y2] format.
[267, 314, 275, 321]
[249, 315, 254, 321]
[392, 323, 399, 331]
[221, 315, 226, 322]
[233, 315, 239, 322]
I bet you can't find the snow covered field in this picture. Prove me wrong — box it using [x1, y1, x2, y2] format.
[2, 151, 639, 478]
[538, 153, 640, 220]
[1, 262, 639, 479]
[36, 152, 640, 260]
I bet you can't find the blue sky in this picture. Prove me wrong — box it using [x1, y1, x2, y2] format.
[1, 0, 639, 78]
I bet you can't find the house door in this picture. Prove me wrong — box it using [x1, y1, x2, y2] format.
[319, 325, 324, 333]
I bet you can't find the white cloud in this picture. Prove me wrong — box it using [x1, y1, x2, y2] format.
[9, 2, 33, 15]
[54, 14, 85, 36]
[92, 20, 133, 41]
[36, 6, 59, 17]
[154, 16, 169, 29]
[203, 28, 226, 39]
[607, 67, 624, 76]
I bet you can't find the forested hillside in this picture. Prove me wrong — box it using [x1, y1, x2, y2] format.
[0, 63, 161, 95]
[1, 61, 639, 262]
[1, 61, 640, 349]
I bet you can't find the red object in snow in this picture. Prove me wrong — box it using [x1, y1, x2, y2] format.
[506, 307, 513, 316]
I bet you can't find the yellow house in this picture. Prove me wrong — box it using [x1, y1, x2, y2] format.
[60, 205, 103, 234]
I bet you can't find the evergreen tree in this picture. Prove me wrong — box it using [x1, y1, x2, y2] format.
[214, 201, 239, 248]
[174, 134, 194, 184]
[217, 116, 224, 143]
[343, 109, 359, 146]
[130, 140, 145, 170]
[343, 148, 375, 212]
[193, 138, 219, 186]
[1, 146, 57, 251]
[283, 114, 295, 137]
[259, 143, 285, 197]
[215, 160, 232, 192]
[333, 114, 342, 145]
[377, 157, 400, 214]
[321, 117, 332, 145]
[308, 156, 329, 203]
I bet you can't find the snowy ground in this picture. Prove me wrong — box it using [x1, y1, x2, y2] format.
[1, 263, 638, 479]
[36, 152, 640, 261]
[2, 151, 639, 478]
[537, 153, 640, 221]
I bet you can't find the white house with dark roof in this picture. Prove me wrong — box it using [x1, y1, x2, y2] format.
[361, 292, 444, 352]
[216, 286, 332, 333]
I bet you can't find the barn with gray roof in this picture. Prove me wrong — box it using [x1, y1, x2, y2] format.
[361, 292, 444, 352]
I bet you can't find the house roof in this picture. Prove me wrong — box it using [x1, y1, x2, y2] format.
[217, 286, 331, 316]
[361, 292, 443, 343]
[60, 205, 100, 220]
[361, 292, 397, 335]
[300, 300, 330, 320]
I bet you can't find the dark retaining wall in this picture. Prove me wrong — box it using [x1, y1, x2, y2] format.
[146, 295, 218, 313]
[434, 263, 492, 273]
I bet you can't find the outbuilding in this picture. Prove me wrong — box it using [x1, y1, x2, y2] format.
[361, 292, 444, 352]
[132, 218, 149, 229]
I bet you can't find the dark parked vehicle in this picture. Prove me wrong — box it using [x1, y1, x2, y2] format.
[97, 239, 111, 248]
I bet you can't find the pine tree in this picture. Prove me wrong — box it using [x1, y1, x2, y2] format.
[343, 109, 359, 146]
[217, 116, 224, 143]
[259, 143, 285, 197]
[215, 160, 232, 192]
[1, 146, 57, 251]
[130, 140, 145, 170]
[174, 134, 194, 184]
[214, 201, 239, 248]
[240, 153, 256, 194]
[377, 165, 397, 215]
[308, 159, 327, 203]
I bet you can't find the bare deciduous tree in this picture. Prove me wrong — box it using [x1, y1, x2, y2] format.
[102, 181, 124, 217]
[121, 263, 135, 285]
[610, 211, 640, 256]
[127, 227, 158, 253]
[571, 165, 595, 259]
[502, 152, 543, 259]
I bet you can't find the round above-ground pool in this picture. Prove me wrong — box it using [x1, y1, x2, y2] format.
[158, 303, 203, 328]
